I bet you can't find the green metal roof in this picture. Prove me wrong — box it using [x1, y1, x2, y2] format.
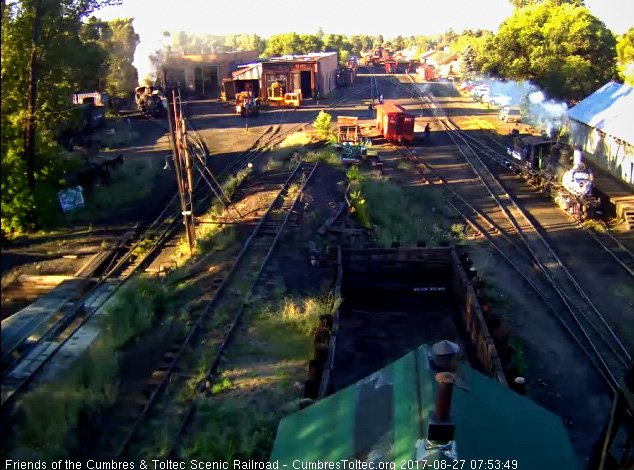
[270, 345, 579, 468]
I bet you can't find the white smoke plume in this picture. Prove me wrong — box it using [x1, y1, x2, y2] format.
[477, 77, 569, 135]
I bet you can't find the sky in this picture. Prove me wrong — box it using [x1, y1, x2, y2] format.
[94, 0, 634, 81]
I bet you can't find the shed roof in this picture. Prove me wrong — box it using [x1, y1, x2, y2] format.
[268, 52, 337, 62]
[567, 81, 634, 146]
[270, 344, 579, 468]
[232, 63, 261, 80]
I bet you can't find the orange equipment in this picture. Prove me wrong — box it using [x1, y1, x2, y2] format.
[235, 91, 259, 117]
[268, 82, 285, 106]
[284, 91, 302, 107]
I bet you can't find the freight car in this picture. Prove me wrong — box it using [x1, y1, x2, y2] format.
[505, 134, 600, 217]
[417, 65, 437, 82]
[375, 102, 415, 144]
[337, 67, 356, 86]
[58, 103, 106, 150]
[385, 60, 396, 74]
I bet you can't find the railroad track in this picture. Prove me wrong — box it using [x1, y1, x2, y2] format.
[384, 77, 631, 393]
[397, 74, 634, 280]
[443, 126, 634, 280]
[0, 135, 215, 415]
[109, 160, 318, 460]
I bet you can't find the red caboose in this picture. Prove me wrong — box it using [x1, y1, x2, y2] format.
[385, 60, 396, 73]
[375, 102, 415, 144]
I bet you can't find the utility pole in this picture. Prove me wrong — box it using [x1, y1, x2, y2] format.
[164, 71, 195, 254]
[181, 118, 196, 245]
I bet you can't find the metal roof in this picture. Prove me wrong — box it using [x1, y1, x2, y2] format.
[270, 344, 579, 468]
[376, 102, 413, 115]
[567, 81, 634, 146]
[232, 63, 261, 80]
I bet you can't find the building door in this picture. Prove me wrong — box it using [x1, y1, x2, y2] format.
[300, 71, 312, 98]
[292, 73, 301, 93]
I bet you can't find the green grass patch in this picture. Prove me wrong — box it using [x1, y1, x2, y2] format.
[13, 276, 175, 459]
[64, 159, 159, 223]
[221, 167, 253, 203]
[181, 291, 341, 459]
[182, 399, 277, 461]
[509, 338, 529, 375]
[279, 132, 312, 148]
[305, 148, 341, 167]
[397, 161, 413, 171]
[350, 176, 453, 247]
[100, 277, 174, 348]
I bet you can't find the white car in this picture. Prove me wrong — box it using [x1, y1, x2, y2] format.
[483, 93, 512, 107]
[472, 85, 489, 98]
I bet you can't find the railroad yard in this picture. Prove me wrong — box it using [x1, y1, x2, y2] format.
[2, 67, 633, 467]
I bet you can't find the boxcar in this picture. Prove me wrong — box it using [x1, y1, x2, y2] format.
[375, 103, 415, 144]
[337, 67, 356, 87]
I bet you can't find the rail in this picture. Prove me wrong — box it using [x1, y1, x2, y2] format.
[112, 160, 318, 460]
[387, 76, 630, 393]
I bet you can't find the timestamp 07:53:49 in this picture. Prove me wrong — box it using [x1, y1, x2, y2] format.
[399, 460, 518, 470]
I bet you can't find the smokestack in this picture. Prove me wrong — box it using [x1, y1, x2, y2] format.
[435, 372, 455, 421]
[427, 341, 461, 443]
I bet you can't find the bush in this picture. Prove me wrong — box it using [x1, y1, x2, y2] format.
[312, 111, 333, 140]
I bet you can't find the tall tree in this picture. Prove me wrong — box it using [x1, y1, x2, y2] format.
[1, 0, 119, 232]
[478, 0, 619, 100]
[509, 0, 583, 6]
[616, 27, 634, 63]
[84, 17, 139, 97]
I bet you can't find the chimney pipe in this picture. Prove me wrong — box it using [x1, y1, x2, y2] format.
[435, 372, 455, 421]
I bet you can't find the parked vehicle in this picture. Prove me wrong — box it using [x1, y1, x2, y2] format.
[235, 91, 259, 117]
[499, 106, 522, 123]
[483, 93, 512, 107]
[284, 91, 302, 107]
[472, 85, 489, 99]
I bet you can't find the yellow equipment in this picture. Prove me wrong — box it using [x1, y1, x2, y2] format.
[268, 82, 285, 105]
[284, 91, 302, 107]
[235, 91, 259, 117]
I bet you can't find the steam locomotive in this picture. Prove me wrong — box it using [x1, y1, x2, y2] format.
[505, 134, 599, 217]
[135, 86, 167, 118]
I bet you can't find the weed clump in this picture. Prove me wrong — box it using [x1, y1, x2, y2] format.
[182, 399, 275, 461]
[100, 276, 172, 348]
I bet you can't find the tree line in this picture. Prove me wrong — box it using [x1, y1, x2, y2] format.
[2, 0, 631, 234]
[1, 0, 140, 233]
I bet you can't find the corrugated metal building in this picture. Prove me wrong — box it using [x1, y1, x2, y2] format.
[231, 52, 338, 102]
[163, 50, 257, 98]
[270, 344, 579, 468]
[568, 82, 634, 188]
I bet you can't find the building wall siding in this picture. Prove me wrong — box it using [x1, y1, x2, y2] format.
[317, 53, 338, 96]
[571, 120, 634, 186]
